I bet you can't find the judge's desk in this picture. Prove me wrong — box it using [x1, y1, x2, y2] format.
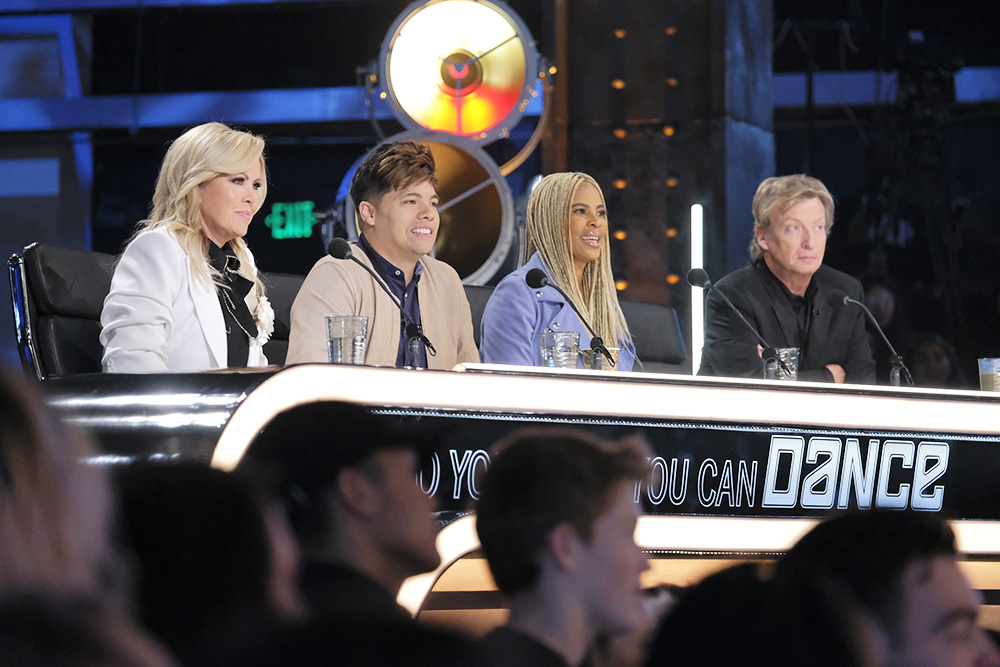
[40, 363, 1000, 634]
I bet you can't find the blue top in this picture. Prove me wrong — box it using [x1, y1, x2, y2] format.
[357, 234, 426, 368]
[479, 252, 635, 370]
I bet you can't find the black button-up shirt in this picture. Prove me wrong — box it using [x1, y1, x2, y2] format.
[357, 234, 426, 368]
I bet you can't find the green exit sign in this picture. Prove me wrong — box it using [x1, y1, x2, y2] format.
[266, 201, 315, 239]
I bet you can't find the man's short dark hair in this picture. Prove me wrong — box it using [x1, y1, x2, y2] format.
[349, 140, 438, 214]
[475, 427, 648, 596]
[774, 511, 957, 642]
[242, 402, 435, 546]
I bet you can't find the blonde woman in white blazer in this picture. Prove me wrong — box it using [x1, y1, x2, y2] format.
[101, 122, 274, 373]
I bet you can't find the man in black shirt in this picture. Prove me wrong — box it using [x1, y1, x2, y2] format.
[699, 174, 876, 383]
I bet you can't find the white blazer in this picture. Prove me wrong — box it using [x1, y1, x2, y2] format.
[100, 228, 267, 373]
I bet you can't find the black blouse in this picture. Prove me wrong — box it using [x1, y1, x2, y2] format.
[208, 242, 255, 367]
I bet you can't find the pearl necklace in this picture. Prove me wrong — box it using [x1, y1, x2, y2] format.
[221, 287, 255, 340]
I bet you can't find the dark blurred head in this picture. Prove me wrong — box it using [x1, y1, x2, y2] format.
[245, 402, 442, 587]
[864, 281, 898, 330]
[0, 365, 118, 599]
[907, 332, 959, 388]
[244, 402, 436, 545]
[0, 593, 175, 667]
[116, 462, 299, 663]
[475, 427, 648, 596]
[774, 512, 999, 667]
[646, 562, 886, 667]
[777, 512, 955, 637]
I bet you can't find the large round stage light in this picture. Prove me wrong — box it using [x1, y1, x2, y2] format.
[379, 0, 539, 144]
[323, 131, 516, 286]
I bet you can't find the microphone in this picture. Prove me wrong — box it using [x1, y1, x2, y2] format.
[827, 288, 912, 386]
[686, 268, 788, 377]
[687, 268, 711, 289]
[327, 238, 436, 366]
[525, 268, 615, 369]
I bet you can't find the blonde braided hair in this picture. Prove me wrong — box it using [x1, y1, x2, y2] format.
[525, 172, 631, 349]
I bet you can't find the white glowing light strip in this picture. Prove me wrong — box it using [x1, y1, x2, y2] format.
[210, 363, 1000, 471]
[635, 516, 818, 552]
[48, 393, 238, 408]
[953, 522, 1000, 555]
[397, 514, 480, 616]
[65, 412, 231, 429]
[394, 515, 1000, 615]
[690, 203, 704, 375]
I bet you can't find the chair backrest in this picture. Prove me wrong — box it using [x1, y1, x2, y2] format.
[9, 243, 116, 379]
[619, 299, 687, 372]
[8, 243, 305, 378]
[463, 284, 494, 349]
[259, 271, 304, 366]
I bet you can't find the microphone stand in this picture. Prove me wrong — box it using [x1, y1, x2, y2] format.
[828, 289, 912, 387]
[329, 240, 436, 369]
[525, 269, 615, 369]
[687, 269, 791, 378]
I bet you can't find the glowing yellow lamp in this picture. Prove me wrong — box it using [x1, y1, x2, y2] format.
[380, 0, 539, 144]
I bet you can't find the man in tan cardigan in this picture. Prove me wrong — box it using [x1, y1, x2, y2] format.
[286, 141, 479, 369]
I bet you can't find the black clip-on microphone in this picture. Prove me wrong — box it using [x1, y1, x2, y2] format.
[327, 238, 436, 367]
[687, 268, 791, 378]
[827, 288, 913, 387]
[525, 268, 615, 369]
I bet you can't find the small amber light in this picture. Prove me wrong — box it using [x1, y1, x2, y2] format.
[666, 77, 679, 87]
[615, 280, 628, 291]
[612, 128, 627, 139]
[666, 228, 679, 238]
[614, 29, 627, 39]
[611, 79, 627, 90]
[662, 125, 675, 137]
[666, 274, 681, 284]
[612, 179, 627, 190]
[666, 27, 678, 36]
[666, 177, 679, 187]
[613, 230, 627, 240]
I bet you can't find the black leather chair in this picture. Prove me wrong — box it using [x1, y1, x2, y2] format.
[259, 271, 304, 366]
[619, 299, 687, 373]
[9, 243, 115, 379]
[8, 242, 303, 379]
[463, 284, 495, 349]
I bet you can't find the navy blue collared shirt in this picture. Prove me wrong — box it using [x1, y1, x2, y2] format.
[357, 234, 426, 368]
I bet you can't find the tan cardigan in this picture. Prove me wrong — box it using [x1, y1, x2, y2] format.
[285, 243, 479, 369]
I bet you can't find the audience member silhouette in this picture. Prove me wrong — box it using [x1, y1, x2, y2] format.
[645, 562, 886, 667]
[475, 427, 652, 667]
[0, 592, 174, 667]
[775, 511, 999, 667]
[0, 365, 174, 666]
[235, 401, 477, 666]
[907, 332, 969, 388]
[116, 462, 303, 665]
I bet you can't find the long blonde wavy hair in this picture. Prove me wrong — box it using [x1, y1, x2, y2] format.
[525, 172, 631, 349]
[135, 122, 268, 298]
